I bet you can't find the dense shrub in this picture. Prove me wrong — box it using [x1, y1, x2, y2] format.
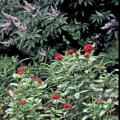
[0, 0, 119, 60]
[3, 49, 118, 120]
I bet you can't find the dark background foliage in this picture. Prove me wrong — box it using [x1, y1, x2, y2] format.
[0, 0, 119, 62]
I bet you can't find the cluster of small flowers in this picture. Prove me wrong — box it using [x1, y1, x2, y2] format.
[16, 66, 27, 75]
[0, 11, 27, 32]
[50, 93, 73, 109]
[22, 0, 35, 13]
[16, 66, 43, 83]
[101, 19, 118, 34]
[46, 6, 60, 20]
[0, 1, 35, 31]
[54, 43, 94, 60]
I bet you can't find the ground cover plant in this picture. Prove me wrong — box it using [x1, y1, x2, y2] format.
[0, 0, 119, 120]
[1, 47, 119, 120]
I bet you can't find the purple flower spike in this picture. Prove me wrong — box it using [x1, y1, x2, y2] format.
[101, 19, 118, 30]
[13, 20, 27, 32]
[101, 22, 113, 30]
[1, 11, 19, 21]
[0, 22, 13, 30]
[101, 19, 118, 34]
[23, 1, 35, 13]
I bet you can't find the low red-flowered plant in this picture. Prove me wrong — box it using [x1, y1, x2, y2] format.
[83, 43, 94, 53]
[18, 99, 26, 105]
[63, 103, 73, 109]
[50, 93, 62, 100]
[54, 53, 63, 61]
[67, 49, 75, 55]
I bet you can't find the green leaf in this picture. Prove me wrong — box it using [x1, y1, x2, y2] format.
[80, 90, 89, 93]
[99, 110, 106, 116]
[0, 103, 3, 114]
[10, 83, 19, 87]
[82, 116, 90, 120]
[74, 92, 80, 99]
[57, 82, 70, 88]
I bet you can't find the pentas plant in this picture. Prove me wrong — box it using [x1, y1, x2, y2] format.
[43, 47, 118, 119]
[4, 47, 118, 120]
[4, 75, 74, 119]
[4, 75, 46, 119]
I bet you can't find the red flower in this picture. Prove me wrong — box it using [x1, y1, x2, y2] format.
[67, 49, 75, 55]
[16, 66, 27, 75]
[63, 103, 73, 109]
[83, 43, 93, 52]
[50, 93, 62, 100]
[29, 74, 43, 84]
[54, 53, 63, 61]
[18, 99, 26, 105]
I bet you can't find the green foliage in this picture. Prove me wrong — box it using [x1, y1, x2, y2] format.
[0, 0, 119, 119]
[4, 51, 118, 120]
[0, 56, 18, 97]
[90, 11, 115, 25]
[0, 0, 119, 59]
[99, 40, 118, 63]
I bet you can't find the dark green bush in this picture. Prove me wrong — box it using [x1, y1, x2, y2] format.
[0, 0, 119, 60]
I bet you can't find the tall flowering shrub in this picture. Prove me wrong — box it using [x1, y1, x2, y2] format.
[0, 0, 119, 61]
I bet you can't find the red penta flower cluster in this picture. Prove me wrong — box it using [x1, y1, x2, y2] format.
[67, 49, 75, 55]
[63, 103, 73, 109]
[83, 43, 94, 53]
[50, 93, 73, 109]
[54, 53, 63, 61]
[18, 99, 26, 105]
[50, 93, 62, 100]
[16, 66, 27, 75]
[29, 74, 43, 84]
